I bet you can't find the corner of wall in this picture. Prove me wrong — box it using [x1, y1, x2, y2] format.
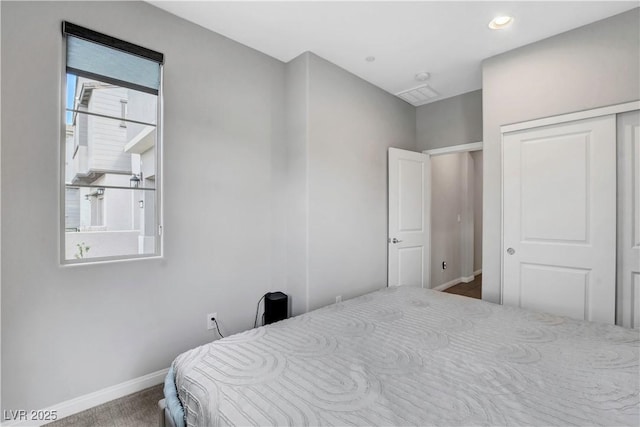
[283, 53, 311, 316]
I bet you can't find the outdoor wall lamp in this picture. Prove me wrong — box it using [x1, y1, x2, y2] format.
[129, 173, 141, 188]
[85, 188, 105, 200]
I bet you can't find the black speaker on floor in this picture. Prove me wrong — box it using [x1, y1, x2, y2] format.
[264, 291, 288, 325]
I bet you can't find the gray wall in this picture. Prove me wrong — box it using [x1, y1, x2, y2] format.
[471, 151, 483, 273]
[284, 53, 309, 316]
[482, 8, 640, 303]
[416, 90, 482, 151]
[306, 53, 415, 309]
[1, 1, 287, 411]
[429, 150, 482, 287]
[430, 153, 463, 287]
[284, 53, 415, 312]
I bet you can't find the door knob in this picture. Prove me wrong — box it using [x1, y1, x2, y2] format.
[507, 247, 515, 255]
[392, 238, 403, 244]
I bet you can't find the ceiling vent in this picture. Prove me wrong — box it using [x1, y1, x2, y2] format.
[395, 84, 439, 106]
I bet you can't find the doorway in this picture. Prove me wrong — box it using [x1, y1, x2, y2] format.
[425, 144, 483, 299]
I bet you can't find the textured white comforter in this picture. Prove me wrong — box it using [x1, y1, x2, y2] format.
[173, 286, 640, 426]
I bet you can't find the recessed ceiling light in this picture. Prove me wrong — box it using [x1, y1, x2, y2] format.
[488, 16, 514, 30]
[415, 72, 430, 82]
[365, 56, 376, 62]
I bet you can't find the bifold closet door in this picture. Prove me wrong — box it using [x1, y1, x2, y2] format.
[502, 115, 616, 324]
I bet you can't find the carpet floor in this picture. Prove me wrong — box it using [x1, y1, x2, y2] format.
[46, 384, 163, 427]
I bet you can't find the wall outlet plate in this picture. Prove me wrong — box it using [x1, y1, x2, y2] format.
[207, 312, 217, 330]
[442, 261, 447, 270]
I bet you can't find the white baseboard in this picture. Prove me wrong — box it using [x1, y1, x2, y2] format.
[433, 277, 463, 292]
[2, 368, 168, 427]
[433, 270, 482, 292]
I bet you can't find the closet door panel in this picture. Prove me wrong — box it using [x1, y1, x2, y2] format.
[503, 115, 616, 324]
[617, 110, 640, 328]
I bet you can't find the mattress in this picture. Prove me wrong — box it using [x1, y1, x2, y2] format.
[172, 286, 640, 426]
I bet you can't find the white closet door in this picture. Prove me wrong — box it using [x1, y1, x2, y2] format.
[617, 110, 640, 328]
[503, 115, 616, 324]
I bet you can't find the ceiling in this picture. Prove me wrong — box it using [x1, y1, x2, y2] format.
[149, 1, 637, 104]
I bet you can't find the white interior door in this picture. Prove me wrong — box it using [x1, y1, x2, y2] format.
[502, 115, 616, 324]
[618, 110, 640, 328]
[388, 148, 429, 287]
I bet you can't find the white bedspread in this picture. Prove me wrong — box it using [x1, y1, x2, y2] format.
[173, 286, 639, 426]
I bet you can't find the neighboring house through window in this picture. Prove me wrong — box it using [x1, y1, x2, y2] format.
[62, 22, 164, 263]
[120, 99, 128, 128]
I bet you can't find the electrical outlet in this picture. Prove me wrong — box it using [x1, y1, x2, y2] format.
[442, 261, 447, 270]
[206, 312, 217, 330]
[336, 295, 342, 303]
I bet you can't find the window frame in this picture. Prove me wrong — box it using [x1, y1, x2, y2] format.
[60, 23, 164, 265]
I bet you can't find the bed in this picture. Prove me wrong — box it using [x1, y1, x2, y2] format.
[160, 286, 640, 426]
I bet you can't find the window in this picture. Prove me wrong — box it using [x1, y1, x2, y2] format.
[62, 22, 164, 263]
[120, 100, 128, 128]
